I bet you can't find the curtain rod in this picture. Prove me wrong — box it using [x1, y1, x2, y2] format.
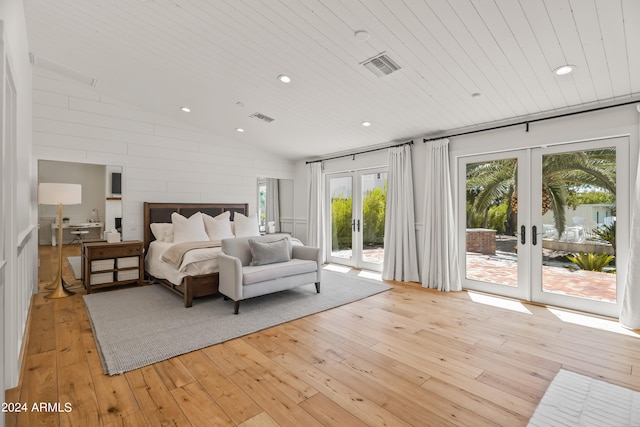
[423, 99, 640, 143]
[305, 140, 413, 164]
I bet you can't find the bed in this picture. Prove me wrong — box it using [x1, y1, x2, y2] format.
[143, 202, 249, 307]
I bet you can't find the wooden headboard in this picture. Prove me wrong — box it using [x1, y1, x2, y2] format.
[143, 202, 249, 252]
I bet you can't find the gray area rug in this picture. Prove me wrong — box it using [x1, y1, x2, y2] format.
[67, 256, 82, 279]
[83, 269, 391, 375]
[528, 369, 640, 426]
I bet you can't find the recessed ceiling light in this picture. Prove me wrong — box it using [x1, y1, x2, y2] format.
[471, 92, 482, 98]
[235, 128, 245, 133]
[180, 106, 191, 113]
[553, 65, 575, 76]
[277, 74, 291, 83]
[361, 121, 371, 127]
[354, 30, 370, 41]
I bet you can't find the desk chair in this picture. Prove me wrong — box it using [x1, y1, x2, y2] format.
[69, 229, 89, 244]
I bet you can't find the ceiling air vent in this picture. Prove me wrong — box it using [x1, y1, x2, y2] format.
[361, 52, 401, 77]
[249, 112, 275, 123]
[29, 53, 99, 87]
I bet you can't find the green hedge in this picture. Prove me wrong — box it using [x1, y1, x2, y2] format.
[362, 187, 386, 245]
[331, 185, 386, 250]
[331, 196, 352, 250]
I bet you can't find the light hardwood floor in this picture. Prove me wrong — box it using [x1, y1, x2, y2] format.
[5, 244, 640, 426]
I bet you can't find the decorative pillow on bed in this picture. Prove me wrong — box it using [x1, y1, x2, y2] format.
[248, 237, 291, 266]
[202, 211, 234, 241]
[171, 212, 209, 243]
[150, 223, 173, 242]
[233, 212, 261, 237]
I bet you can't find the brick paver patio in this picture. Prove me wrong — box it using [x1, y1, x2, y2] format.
[337, 247, 617, 303]
[466, 252, 616, 302]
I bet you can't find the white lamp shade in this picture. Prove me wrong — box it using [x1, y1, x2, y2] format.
[38, 183, 82, 205]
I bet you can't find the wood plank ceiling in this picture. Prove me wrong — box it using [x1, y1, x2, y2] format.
[24, 0, 640, 160]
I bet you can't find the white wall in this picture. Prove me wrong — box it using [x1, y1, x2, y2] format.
[1, 0, 36, 413]
[32, 71, 296, 242]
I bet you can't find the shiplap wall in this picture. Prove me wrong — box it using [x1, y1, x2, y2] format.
[32, 70, 296, 242]
[2, 0, 37, 398]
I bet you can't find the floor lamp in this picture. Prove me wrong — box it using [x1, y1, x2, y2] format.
[38, 182, 82, 299]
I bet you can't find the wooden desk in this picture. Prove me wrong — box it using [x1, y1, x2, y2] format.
[81, 240, 144, 293]
[51, 222, 103, 246]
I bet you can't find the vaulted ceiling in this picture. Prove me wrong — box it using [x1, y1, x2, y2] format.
[24, 0, 640, 160]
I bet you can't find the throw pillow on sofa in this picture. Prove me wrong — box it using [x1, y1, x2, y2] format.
[248, 237, 290, 266]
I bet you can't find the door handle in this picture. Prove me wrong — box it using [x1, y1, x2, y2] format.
[352, 219, 356, 232]
[532, 226, 537, 246]
[357, 219, 360, 232]
[520, 225, 526, 244]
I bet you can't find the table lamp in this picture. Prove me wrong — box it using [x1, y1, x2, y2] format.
[38, 183, 82, 298]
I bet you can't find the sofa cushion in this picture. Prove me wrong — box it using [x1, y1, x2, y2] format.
[242, 259, 317, 285]
[249, 237, 290, 266]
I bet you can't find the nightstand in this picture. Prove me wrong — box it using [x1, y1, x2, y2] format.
[81, 240, 144, 293]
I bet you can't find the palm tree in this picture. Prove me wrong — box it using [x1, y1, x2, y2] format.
[466, 149, 616, 237]
[466, 159, 518, 231]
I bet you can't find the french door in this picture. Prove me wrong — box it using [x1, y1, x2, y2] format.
[459, 137, 628, 317]
[326, 168, 387, 271]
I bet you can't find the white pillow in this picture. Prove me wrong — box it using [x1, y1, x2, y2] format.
[202, 211, 234, 241]
[171, 212, 209, 243]
[150, 223, 173, 242]
[233, 212, 261, 237]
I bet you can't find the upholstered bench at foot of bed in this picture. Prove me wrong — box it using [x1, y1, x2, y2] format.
[218, 235, 321, 314]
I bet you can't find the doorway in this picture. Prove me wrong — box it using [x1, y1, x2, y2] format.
[37, 160, 124, 245]
[459, 137, 628, 317]
[326, 168, 388, 271]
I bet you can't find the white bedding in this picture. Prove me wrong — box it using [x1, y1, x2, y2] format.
[145, 240, 221, 286]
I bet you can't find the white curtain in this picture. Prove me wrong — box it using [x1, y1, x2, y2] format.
[421, 138, 461, 291]
[382, 145, 420, 282]
[620, 146, 640, 329]
[265, 178, 280, 232]
[306, 162, 325, 260]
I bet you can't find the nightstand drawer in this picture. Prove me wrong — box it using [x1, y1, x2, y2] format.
[91, 259, 115, 271]
[90, 272, 114, 285]
[117, 256, 139, 268]
[90, 245, 141, 258]
[117, 270, 139, 281]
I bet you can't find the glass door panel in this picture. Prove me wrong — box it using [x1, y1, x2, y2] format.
[531, 138, 628, 318]
[459, 151, 530, 300]
[328, 174, 354, 265]
[360, 170, 387, 271]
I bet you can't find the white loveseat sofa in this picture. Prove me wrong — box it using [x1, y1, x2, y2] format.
[218, 234, 321, 314]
